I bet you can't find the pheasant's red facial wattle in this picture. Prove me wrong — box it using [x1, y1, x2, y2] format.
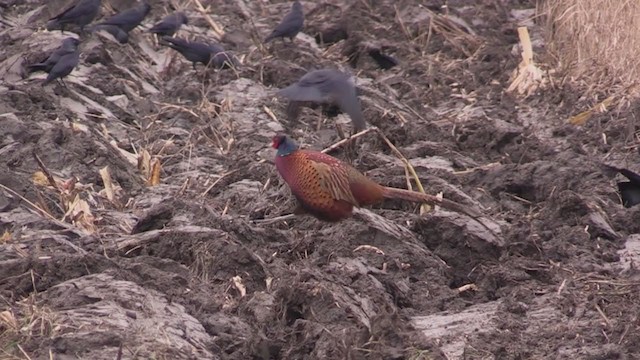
[272, 134, 286, 149]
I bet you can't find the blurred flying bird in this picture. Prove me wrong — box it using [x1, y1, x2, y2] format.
[264, 0, 303, 43]
[272, 134, 488, 226]
[602, 165, 640, 208]
[149, 11, 188, 37]
[95, 1, 151, 33]
[46, 0, 101, 33]
[277, 68, 367, 132]
[27, 37, 80, 74]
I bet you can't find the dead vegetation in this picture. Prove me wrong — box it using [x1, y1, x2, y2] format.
[0, 293, 59, 359]
[542, 0, 640, 89]
[541, 0, 640, 124]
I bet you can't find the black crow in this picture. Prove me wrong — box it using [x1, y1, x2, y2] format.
[46, 0, 101, 33]
[264, 1, 303, 43]
[162, 37, 239, 70]
[602, 165, 640, 208]
[27, 37, 81, 74]
[95, 1, 151, 33]
[42, 45, 81, 86]
[149, 11, 188, 37]
[91, 24, 129, 43]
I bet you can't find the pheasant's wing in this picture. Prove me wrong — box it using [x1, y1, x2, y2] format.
[308, 159, 359, 206]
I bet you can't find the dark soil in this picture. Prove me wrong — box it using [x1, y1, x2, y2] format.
[1, 0, 640, 359]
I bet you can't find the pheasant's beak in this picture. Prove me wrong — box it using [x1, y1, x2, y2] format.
[270, 139, 277, 149]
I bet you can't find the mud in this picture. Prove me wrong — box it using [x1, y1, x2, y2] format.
[1, 0, 640, 359]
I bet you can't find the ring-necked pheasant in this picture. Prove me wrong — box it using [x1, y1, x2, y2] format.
[272, 134, 489, 227]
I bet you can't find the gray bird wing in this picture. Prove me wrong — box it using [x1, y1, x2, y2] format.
[61, 37, 80, 49]
[277, 83, 327, 103]
[292, 69, 366, 130]
[212, 51, 239, 69]
[93, 24, 129, 43]
[98, 3, 150, 32]
[265, 2, 303, 41]
[285, 101, 303, 122]
[333, 86, 366, 131]
[46, 42, 77, 65]
[150, 15, 178, 33]
[275, 10, 303, 33]
[278, 69, 352, 102]
[297, 69, 336, 87]
[43, 49, 65, 66]
[209, 43, 226, 54]
[51, 0, 97, 20]
[163, 38, 213, 64]
[52, 51, 80, 74]
[44, 50, 80, 84]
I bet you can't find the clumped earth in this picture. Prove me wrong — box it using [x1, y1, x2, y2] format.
[1, 0, 640, 359]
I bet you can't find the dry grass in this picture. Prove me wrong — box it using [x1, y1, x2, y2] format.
[0, 294, 59, 359]
[542, 0, 640, 93]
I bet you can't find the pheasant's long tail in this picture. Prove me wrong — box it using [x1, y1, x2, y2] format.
[381, 186, 496, 235]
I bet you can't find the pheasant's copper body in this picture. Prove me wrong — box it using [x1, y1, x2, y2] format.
[271, 134, 485, 223]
